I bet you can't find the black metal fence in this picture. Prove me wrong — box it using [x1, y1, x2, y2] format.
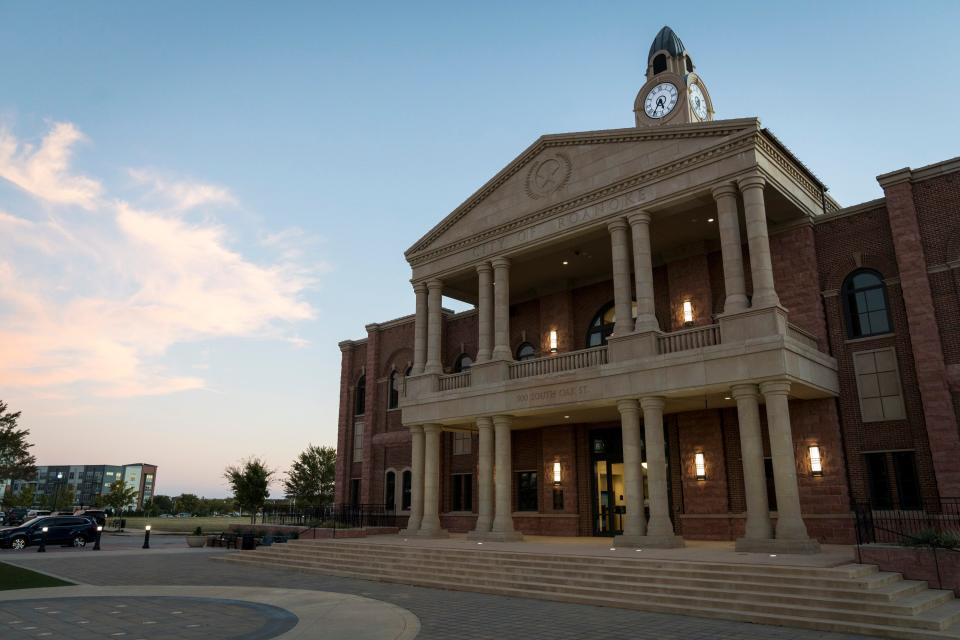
[854, 498, 960, 546]
[260, 504, 399, 533]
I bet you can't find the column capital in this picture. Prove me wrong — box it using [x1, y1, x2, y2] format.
[476, 262, 493, 274]
[492, 414, 513, 429]
[422, 423, 443, 434]
[412, 281, 428, 294]
[491, 256, 511, 269]
[476, 416, 493, 429]
[640, 396, 665, 411]
[616, 398, 640, 415]
[730, 383, 761, 401]
[607, 217, 629, 233]
[626, 210, 651, 226]
[759, 380, 791, 396]
[737, 173, 766, 191]
[426, 279, 443, 292]
[338, 340, 356, 353]
[407, 424, 424, 434]
[711, 182, 738, 200]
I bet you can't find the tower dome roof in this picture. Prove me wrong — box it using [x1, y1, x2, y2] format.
[648, 26, 686, 62]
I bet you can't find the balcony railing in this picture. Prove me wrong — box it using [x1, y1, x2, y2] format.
[509, 346, 608, 380]
[657, 324, 720, 354]
[438, 371, 472, 391]
[787, 323, 819, 349]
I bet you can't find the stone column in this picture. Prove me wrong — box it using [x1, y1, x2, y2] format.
[614, 399, 647, 545]
[738, 174, 779, 308]
[641, 396, 683, 547]
[411, 282, 428, 375]
[628, 211, 659, 332]
[711, 184, 749, 314]
[418, 424, 448, 537]
[491, 257, 513, 361]
[760, 380, 819, 552]
[402, 425, 424, 535]
[476, 263, 493, 363]
[468, 417, 494, 538]
[424, 280, 443, 375]
[608, 218, 634, 337]
[490, 415, 522, 541]
[731, 384, 772, 547]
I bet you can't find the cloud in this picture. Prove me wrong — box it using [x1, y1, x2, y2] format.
[127, 168, 236, 212]
[0, 122, 102, 208]
[0, 121, 319, 398]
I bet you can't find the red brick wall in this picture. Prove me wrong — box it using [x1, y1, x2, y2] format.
[677, 410, 730, 539]
[666, 254, 714, 329]
[859, 545, 960, 596]
[771, 224, 829, 348]
[443, 311, 478, 372]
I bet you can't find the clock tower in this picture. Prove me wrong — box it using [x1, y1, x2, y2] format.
[634, 26, 714, 127]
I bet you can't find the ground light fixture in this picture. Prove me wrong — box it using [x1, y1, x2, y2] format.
[549, 330, 558, 353]
[94, 525, 103, 551]
[143, 524, 151, 549]
[682, 300, 694, 325]
[809, 445, 823, 476]
[694, 452, 707, 480]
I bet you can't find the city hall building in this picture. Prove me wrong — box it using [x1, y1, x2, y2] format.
[334, 27, 960, 552]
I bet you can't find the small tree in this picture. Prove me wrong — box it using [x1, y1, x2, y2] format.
[3, 484, 35, 508]
[48, 484, 75, 511]
[102, 479, 139, 529]
[224, 457, 274, 524]
[173, 493, 200, 515]
[283, 445, 336, 508]
[0, 401, 37, 482]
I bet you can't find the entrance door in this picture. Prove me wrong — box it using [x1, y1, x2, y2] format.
[591, 429, 626, 536]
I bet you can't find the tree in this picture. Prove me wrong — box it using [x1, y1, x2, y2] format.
[173, 493, 200, 515]
[224, 457, 274, 524]
[283, 445, 336, 507]
[146, 494, 174, 515]
[48, 484, 75, 511]
[0, 401, 36, 482]
[3, 484, 35, 508]
[102, 478, 138, 529]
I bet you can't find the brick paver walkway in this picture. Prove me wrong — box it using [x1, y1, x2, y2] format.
[3, 549, 875, 640]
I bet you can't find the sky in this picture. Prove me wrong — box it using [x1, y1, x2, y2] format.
[1, 1, 957, 498]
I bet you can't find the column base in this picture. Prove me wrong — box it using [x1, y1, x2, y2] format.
[612, 534, 684, 548]
[415, 527, 449, 539]
[472, 530, 523, 542]
[735, 537, 821, 554]
[400, 527, 420, 537]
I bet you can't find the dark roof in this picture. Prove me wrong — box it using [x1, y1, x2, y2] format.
[648, 26, 686, 62]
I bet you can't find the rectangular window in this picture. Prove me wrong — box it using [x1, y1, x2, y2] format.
[865, 452, 893, 509]
[452, 432, 472, 456]
[451, 473, 473, 511]
[517, 471, 538, 512]
[401, 470, 412, 511]
[353, 422, 364, 462]
[853, 348, 906, 422]
[892, 451, 922, 510]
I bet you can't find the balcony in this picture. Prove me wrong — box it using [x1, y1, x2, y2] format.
[509, 346, 608, 380]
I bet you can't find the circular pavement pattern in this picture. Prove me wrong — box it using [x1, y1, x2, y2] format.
[0, 596, 298, 640]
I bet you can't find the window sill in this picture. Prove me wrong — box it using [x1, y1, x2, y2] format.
[845, 332, 895, 344]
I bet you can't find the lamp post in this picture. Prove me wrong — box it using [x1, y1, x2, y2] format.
[52, 471, 64, 511]
[94, 525, 102, 551]
[142, 524, 151, 549]
[38, 526, 48, 553]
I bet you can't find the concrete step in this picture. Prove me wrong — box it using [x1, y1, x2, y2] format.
[217, 554, 960, 639]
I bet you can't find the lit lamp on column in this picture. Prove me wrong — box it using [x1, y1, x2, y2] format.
[38, 526, 48, 553]
[694, 452, 706, 481]
[682, 300, 694, 326]
[143, 524, 151, 549]
[94, 525, 103, 551]
[809, 445, 823, 477]
[552, 460, 564, 510]
[549, 329, 558, 354]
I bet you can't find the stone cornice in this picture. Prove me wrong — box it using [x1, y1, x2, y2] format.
[813, 197, 887, 224]
[877, 155, 960, 188]
[405, 118, 762, 260]
[754, 133, 838, 212]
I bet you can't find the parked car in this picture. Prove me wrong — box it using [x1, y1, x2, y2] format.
[0, 515, 97, 550]
[26, 509, 51, 519]
[4, 508, 29, 526]
[73, 509, 107, 527]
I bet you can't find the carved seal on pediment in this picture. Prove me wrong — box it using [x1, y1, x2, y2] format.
[525, 152, 571, 200]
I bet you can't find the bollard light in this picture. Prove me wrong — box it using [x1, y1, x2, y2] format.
[143, 524, 151, 549]
[694, 452, 706, 480]
[38, 526, 48, 553]
[549, 330, 558, 353]
[809, 445, 823, 476]
[94, 525, 103, 551]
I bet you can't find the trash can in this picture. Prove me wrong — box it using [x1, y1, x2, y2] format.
[241, 532, 255, 550]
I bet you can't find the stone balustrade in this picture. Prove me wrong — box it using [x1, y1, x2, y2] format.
[508, 346, 608, 380]
[438, 371, 472, 391]
[657, 324, 720, 354]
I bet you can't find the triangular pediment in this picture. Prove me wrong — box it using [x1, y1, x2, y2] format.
[406, 118, 761, 262]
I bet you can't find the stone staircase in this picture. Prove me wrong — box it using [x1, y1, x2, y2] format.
[217, 539, 960, 639]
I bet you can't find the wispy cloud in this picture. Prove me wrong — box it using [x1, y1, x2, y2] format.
[0, 122, 102, 209]
[127, 168, 236, 212]
[0, 121, 319, 398]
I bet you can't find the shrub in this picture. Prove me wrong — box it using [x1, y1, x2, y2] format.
[905, 529, 960, 549]
[192, 526, 202, 536]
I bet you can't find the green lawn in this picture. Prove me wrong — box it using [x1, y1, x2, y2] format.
[119, 516, 253, 533]
[0, 562, 72, 590]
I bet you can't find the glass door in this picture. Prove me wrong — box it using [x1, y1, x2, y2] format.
[591, 429, 625, 536]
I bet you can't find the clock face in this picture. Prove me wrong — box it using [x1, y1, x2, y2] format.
[689, 84, 708, 120]
[644, 82, 678, 119]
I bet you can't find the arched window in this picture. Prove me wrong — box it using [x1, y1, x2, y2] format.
[842, 270, 891, 338]
[388, 370, 400, 409]
[586, 301, 637, 347]
[453, 353, 473, 373]
[384, 470, 396, 511]
[355, 375, 366, 416]
[401, 469, 412, 510]
[516, 342, 537, 361]
[652, 53, 667, 75]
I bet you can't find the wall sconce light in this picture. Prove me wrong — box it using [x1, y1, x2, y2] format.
[809, 445, 823, 476]
[549, 329, 558, 353]
[694, 452, 706, 480]
[553, 461, 562, 485]
[682, 300, 694, 325]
